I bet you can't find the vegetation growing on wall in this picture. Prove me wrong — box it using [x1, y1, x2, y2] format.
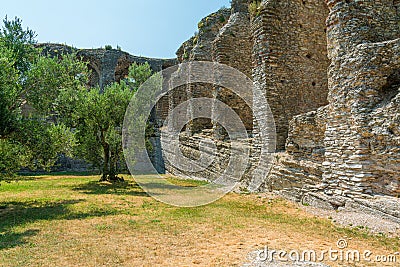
[249, 0, 262, 17]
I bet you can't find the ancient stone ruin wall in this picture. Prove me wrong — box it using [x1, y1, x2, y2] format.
[186, 8, 232, 133]
[266, 0, 400, 218]
[161, 1, 400, 218]
[245, 0, 330, 197]
[35, 43, 177, 89]
[252, 0, 329, 150]
[322, 0, 400, 197]
[161, 1, 267, 184]
[264, 106, 328, 200]
[162, 8, 234, 181]
[163, 0, 331, 187]
[164, 8, 232, 135]
[213, 0, 253, 133]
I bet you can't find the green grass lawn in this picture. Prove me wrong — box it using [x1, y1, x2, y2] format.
[0, 174, 399, 266]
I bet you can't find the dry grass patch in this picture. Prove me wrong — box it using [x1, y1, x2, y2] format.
[0, 174, 399, 266]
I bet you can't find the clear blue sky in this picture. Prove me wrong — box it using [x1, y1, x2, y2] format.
[0, 0, 231, 59]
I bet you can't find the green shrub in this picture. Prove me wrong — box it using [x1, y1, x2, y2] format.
[183, 51, 189, 60]
[198, 21, 205, 29]
[192, 35, 199, 45]
[249, 0, 262, 17]
[105, 45, 112, 50]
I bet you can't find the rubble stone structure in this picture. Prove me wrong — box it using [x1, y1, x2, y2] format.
[163, 0, 330, 181]
[160, 0, 400, 221]
[322, 0, 400, 198]
[252, 0, 329, 150]
[35, 43, 177, 89]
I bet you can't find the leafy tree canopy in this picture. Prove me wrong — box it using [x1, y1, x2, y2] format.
[0, 17, 87, 181]
[69, 62, 153, 182]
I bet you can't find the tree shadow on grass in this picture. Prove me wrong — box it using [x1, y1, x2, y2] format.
[18, 171, 99, 178]
[0, 199, 119, 250]
[0, 229, 39, 250]
[4, 171, 99, 183]
[72, 180, 150, 197]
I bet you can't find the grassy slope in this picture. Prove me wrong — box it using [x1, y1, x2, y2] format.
[0, 175, 398, 266]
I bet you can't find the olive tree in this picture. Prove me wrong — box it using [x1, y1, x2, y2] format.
[0, 17, 88, 181]
[71, 62, 153, 182]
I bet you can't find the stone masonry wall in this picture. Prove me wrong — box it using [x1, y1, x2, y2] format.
[164, 0, 330, 186]
[162, 1, 400, 220]
[278, 0, 400, 220]
[252, 0, 329, 150]
[186, 8, 231, 133]
[35, 43, 177, 89]
[162, 8, 233, 181]
[213, 0, 253, 134]
[265, 106, 328, 201]
[322, 0, 400, 197]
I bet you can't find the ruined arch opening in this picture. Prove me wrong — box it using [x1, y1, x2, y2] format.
[115, 56, 131, 83]
[87, 64, 100, 88]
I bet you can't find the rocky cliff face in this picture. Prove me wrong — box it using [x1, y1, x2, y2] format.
[158, 0, 400, 220]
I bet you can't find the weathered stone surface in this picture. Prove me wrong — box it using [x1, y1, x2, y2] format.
[164, 5, 247, 181]
[286, 106, 327, 159]
[252, 0, 329, 150]
[164, 0, 329, 188]
[159, 0, 400, 221]
[262, 106, 328, 199]
[35, 43, 177, 89]
[322, 0, 400, 198]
